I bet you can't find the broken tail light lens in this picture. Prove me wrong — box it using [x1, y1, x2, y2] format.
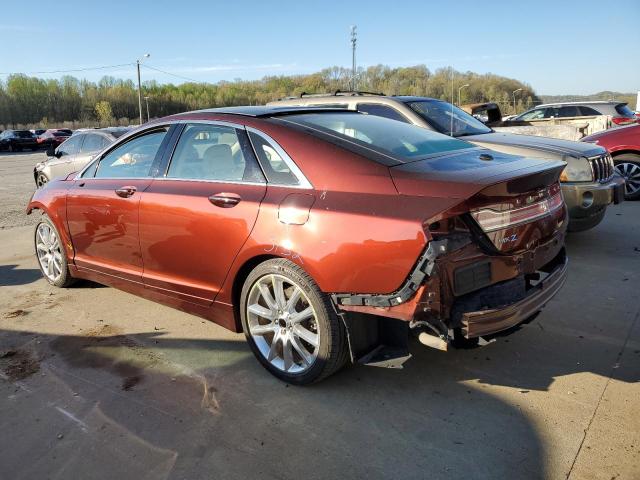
[471, 190, 564, 233]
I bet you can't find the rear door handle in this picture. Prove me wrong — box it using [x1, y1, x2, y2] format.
[115, 186, 137, 198]
[209, 192, 241, 208]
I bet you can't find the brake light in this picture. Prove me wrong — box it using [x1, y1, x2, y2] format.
[471, 191, 564, 233]
[612, 116, 636, 125]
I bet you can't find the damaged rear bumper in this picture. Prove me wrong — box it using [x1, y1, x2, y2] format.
[461, 253, 567, 338]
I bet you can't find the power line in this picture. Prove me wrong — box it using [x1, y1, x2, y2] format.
[141, 64, 204, 84]
[0, 62, 134, 76]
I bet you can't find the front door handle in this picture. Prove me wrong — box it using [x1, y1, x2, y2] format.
[209, 192, 241, 208]
[115, 186, 137, 198]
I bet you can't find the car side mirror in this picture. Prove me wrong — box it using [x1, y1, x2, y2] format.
[46, 146, 56, 157]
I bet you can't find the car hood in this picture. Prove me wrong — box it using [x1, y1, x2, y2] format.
[390, 149, 565, 199]
[462, 131, 604, 158]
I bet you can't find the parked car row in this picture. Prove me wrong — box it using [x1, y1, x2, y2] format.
[26, 96, 637, 384]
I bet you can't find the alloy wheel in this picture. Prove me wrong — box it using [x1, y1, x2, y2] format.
[36, 173, 48, 188]
[36, 223, 63, 282]
[246, 274, 319, 374]
[615, 162, 640, 196]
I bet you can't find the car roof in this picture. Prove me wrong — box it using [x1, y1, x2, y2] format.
[269, 94, 440, 105]
[536, 100, 623, 107]
[183, 105, 361, 118]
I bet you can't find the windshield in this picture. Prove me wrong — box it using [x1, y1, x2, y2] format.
[284, 112, 474, 163]
[408, 100, 492, 137]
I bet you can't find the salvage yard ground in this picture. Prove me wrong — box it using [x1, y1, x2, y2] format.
[0, 151, 639, 479]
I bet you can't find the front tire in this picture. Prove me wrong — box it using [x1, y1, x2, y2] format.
[34, 214, 75, 287]
[613, 153, 640, 200]
[240, 259, 348, 385]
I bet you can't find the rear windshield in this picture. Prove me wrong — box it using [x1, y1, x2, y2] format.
[616, 104, 636, 117]
[15, 130, 34, 138]
[282, 112, 474, 163]
[109, 128, 131, 138]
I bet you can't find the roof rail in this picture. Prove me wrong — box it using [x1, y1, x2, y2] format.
[332, 90, 385, 97]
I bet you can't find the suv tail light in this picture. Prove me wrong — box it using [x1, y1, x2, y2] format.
[471, 189, 564, 233]
[612, 116, 636, 125]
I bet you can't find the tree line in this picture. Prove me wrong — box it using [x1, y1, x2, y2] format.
[0, 65, 540, 129]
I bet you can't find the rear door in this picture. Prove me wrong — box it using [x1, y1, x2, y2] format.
[139, 122, 267, 304]
[66, 127, 171, 283]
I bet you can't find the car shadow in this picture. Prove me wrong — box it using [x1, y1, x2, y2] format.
[2, 317, 635, 480]
[0, 265, 42, 286]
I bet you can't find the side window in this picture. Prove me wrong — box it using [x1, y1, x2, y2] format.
[248, 130, 303, 186]
[519, 108, 546, 121]
[95, 129, 167, 178]
[80, 134, 105, 153]
[167, 124, 264, 183]
[558, 106, 580, 117]
[580, 106, 601, 116]
[357, 104, 409, 123]
[57, 135, 82, 156]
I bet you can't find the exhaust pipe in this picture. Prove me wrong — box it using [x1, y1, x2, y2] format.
[418, 331, 448, 351]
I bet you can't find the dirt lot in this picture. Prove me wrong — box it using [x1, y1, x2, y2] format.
[1, 151, 639, 479]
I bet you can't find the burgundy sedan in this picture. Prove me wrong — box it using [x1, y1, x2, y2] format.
[28, 107, 568, 384]
[582, 124, 640, 200]
[37, 129, 73, 148]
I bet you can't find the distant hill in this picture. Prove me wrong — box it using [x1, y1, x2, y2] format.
[540, 91, 637, 109]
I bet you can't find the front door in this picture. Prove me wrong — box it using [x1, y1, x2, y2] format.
[66, 127, 170, 283]
[48, 134, 83, 180]
[139, 122, 267, 304]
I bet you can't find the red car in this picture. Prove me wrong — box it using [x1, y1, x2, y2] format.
[27, 107, 568, 384]
[37, 129, 73, 148]
[582, 124, 640, 200]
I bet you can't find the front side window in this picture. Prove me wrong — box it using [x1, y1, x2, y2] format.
[284, 112, 474, 163]
[57, 135, 83, 156]
[167, 124, 264, 183]
[95, 129, 167, 178]
[358, 104, 409, 123]
[518, 108, 546, 121]
[408, 100, 492, 137]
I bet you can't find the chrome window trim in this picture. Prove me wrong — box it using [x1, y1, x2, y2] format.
[75, 119, 313, 190]
[245, 126, 313, 189]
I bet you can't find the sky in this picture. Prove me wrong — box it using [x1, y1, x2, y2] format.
[1, 0, 639, 95]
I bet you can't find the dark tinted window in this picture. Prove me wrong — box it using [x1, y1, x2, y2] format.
[579, 106, 601, 116]
[15, 130, 34, 138]
[95, 129, 167, 178]
[408, 100, 492, 136]
[558, 106, 580, 117]
[167, 124, 264, 183]
[52, 131, 70, 137]
[615, 104, 636, 117]
[357, 104, 409, 123]
[285, 112, 474, 163]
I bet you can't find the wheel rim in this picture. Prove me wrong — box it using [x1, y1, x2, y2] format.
[247, 274, 319, 374]
[615, 162, 640, 196]
[36, 174, 48, 188]
[36, 223, 63, 282]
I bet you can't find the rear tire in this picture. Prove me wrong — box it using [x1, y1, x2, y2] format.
[240, 259, 348, 385]
[34, 214, 75, 288]
[613, 153, 640, 200]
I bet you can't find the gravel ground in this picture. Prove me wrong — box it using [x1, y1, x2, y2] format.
[0, 150, 639, 479]
[0, 151, 44, 230]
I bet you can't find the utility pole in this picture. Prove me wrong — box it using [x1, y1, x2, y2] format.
[136, 53, 150, 125]
[144, 96, 150, 123]
[512, 88, 523, 115]
[350, 25, 357, 91]
[458, 84, 469, 106]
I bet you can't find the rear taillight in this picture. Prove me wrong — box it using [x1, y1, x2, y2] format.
[612, 116, 636, 125]
[471, 190, 564, 233]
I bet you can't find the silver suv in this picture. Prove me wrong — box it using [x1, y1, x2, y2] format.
[269, 93, 625, 231]
[514, 101, 638, 126]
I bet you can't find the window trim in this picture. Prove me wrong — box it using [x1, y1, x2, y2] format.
[245, 126, 313, 189]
